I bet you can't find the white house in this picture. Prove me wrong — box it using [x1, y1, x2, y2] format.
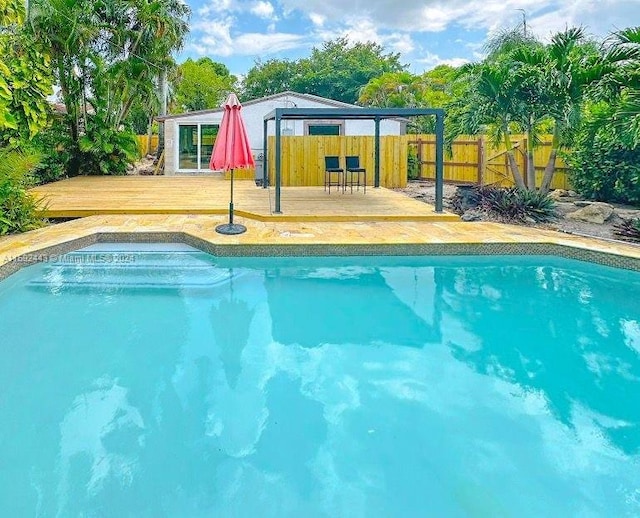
[156, 91, 406, 176]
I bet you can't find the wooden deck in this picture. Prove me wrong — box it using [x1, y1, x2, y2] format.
[29, 176, 459, 222]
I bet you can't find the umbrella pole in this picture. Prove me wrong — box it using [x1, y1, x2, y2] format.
[229, 168, 234, 225]
[216, 167, 247, 235]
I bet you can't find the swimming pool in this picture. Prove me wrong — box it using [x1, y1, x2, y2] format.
[1, 243, 639, 516]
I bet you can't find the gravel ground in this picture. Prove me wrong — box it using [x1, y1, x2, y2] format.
[397, 180, 640, 243]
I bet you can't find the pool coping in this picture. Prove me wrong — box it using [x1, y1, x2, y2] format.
[2, 228, 640, 281]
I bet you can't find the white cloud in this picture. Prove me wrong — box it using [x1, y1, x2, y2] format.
[250, 1, 277, 20]
[313, 17, 416, 56]
[197, 0, 234, 17]
[309, 12, 326, 27]
[190, 17, 307, 57]
[279, 0, 634, 37]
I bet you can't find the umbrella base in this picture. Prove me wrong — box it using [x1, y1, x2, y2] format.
[215, 223, 247, 235]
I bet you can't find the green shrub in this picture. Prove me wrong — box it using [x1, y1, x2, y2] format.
[0, 149, 45, 235]
[407, 147, 420, 180]
[78, 116, 139, 176]
[29, 120, 71, 185]
[566, 136, 640, 205]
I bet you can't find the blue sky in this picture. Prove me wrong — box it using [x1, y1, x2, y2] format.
[180, 0, 640, 77]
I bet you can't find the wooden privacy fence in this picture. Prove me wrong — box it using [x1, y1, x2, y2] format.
[267, 135, 410, 188]
[136, 135, 159, 157]
[265, 134, 570, 190]
[409, 134, 571, 189]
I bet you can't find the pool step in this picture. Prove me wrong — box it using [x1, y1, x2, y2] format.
[27, 255, 243, 293]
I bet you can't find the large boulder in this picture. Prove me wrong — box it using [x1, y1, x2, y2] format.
[566, 202, 615, 224]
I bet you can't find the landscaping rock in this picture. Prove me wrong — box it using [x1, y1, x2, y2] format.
[461, 209, 483, 222]
[549, 189, 569, 201]
[566, 202, 615, 224]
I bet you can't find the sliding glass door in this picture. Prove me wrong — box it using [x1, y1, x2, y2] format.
[177, 123, 220, 171]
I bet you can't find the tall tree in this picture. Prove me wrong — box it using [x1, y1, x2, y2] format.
[241, 58, 300, 100]
[296, 37, 405, 104]
[241, 38, 404, 104]
[358, 65, 463, 132]
[534, 28, 605, 192]
[448, 60, 529, 189]
[174, 57, 237, 111]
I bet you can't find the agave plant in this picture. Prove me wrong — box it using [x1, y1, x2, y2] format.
[613, 217, 640, 242]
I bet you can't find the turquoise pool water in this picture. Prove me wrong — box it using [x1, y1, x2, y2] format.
[1, 244, 639, 517]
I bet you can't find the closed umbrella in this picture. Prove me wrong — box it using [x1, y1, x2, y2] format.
[210, 93, 255, 235]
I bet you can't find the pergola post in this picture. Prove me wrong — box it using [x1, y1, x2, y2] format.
[374, 116, 381, 188]
[262, 119, 268, 188]
[275, 111, 282, 213]
[435, 111, 444, 213]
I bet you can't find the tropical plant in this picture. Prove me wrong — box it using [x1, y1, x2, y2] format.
[78, 114, 139, 175]
[27, 0, 190, 176]
[567, 26, 640, 204]
[29, 119, 71, 184]
[358, 71, 423, 107]
[448, 59, 529, 189]
[407, 148, 420, 180]
[533, 28, 606, 193]
[448, 25, 604, 193]
[0, 0, 53, 143]
[599, 27, 640, 147]
[0, 148, 44, 234]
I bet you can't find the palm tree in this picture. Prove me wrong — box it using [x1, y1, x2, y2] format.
[358, 71, 423, 107]
[600, 27, 640, 147]
[537, 28, 607, 193]
[449, 26, 606, 193]
[448, 61, 528, 189]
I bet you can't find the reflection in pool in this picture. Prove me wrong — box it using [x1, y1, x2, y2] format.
[0, 244, 639, 516]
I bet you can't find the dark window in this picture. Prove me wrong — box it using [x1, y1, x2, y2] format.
[307, 124, 341, 136]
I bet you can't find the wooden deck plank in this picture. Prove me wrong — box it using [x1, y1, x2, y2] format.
[29, 176, 459, 222]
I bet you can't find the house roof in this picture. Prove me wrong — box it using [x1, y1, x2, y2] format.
[155, 91, 359, 121]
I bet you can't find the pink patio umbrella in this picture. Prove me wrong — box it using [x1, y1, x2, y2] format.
[210, 92, 255, 235]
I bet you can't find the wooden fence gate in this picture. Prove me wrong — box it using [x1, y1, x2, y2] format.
[408, 134, 571, 190]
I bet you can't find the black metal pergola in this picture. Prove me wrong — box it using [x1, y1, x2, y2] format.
[263, 107, 445, 214]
